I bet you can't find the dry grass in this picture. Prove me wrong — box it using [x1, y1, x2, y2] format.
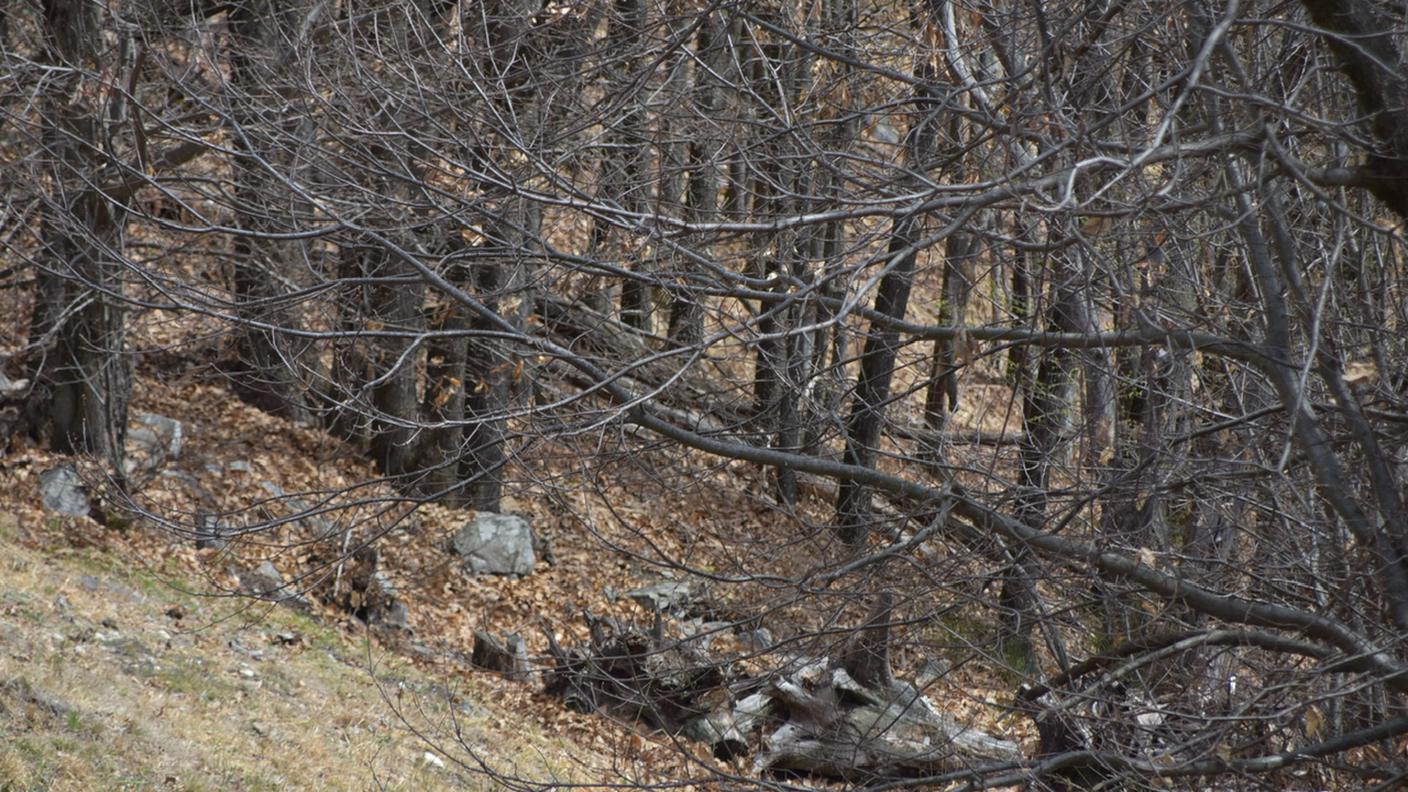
[0, 512, 596, 791]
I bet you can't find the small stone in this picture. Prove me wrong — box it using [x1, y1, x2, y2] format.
[251, 721, 270, 737]
[238, 666, 256, 679]
[418, 751, 446, 770]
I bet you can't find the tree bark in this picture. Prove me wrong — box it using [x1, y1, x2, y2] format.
[32, 0, 132, 476]
[833, 5, 945, 544]
[666, 13, 728, 348]
[1297, 0, 1408, 218]
[922, 233, 976, 434]
[226, 0, 316, 423]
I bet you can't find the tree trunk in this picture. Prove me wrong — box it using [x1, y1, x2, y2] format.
[462, 200, 539, 512]
[1003, 259, 1080, 674]
[1297, 0, 1408, 218]
[604, 0, 654, 331]
[666, 13, 728, 348]
[922, 233, 977, 433]
[416, 236, 472, 503]
[833, 218, 922, 544]
[365, 244, 426, 480]
[32, 0, 132, 477]
[226, 0, 315, 423]
[833, 6, 944, 543]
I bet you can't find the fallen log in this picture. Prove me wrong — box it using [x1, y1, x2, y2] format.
[541, 596, 1021, 779]
[542, 611, 734, 732]
[757, 664, 1021, 778]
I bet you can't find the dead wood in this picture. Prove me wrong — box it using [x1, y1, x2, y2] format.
[472, 630, 531, 681]
[540, 605, 1021, 778]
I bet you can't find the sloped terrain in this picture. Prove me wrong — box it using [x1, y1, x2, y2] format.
[0, 353, 1033, 790]
[0, 510, 611, 791]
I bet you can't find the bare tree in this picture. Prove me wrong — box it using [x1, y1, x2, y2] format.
[7, 1, 1408, 789]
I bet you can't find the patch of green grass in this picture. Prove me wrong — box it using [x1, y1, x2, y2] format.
[152, 659, 239, 701]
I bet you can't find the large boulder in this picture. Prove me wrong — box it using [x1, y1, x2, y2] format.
[451, 512, 536, 576]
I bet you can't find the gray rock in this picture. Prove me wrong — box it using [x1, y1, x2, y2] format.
[740, 627, 774, 653]
[239, 561, 310, 610]
[241, 561, 285, 597]
[124, 413, 183, 479]
[626, 580, 694, 613]
[450, 513, 536, 576]
[194, 514, 228, 550]
[39, 465, 89, 516]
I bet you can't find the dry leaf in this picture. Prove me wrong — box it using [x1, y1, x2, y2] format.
[1343, 360, 1378, 386]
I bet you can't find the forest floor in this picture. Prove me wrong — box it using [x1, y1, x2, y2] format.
[0, 281, 1034, 788]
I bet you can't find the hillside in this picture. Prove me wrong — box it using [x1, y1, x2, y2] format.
[5, 1, 1408, 789]
[0, 509, 616, 791]
[0, 359, 1030, 789]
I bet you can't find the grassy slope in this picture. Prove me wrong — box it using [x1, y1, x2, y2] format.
[0, 513, 590, 792]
